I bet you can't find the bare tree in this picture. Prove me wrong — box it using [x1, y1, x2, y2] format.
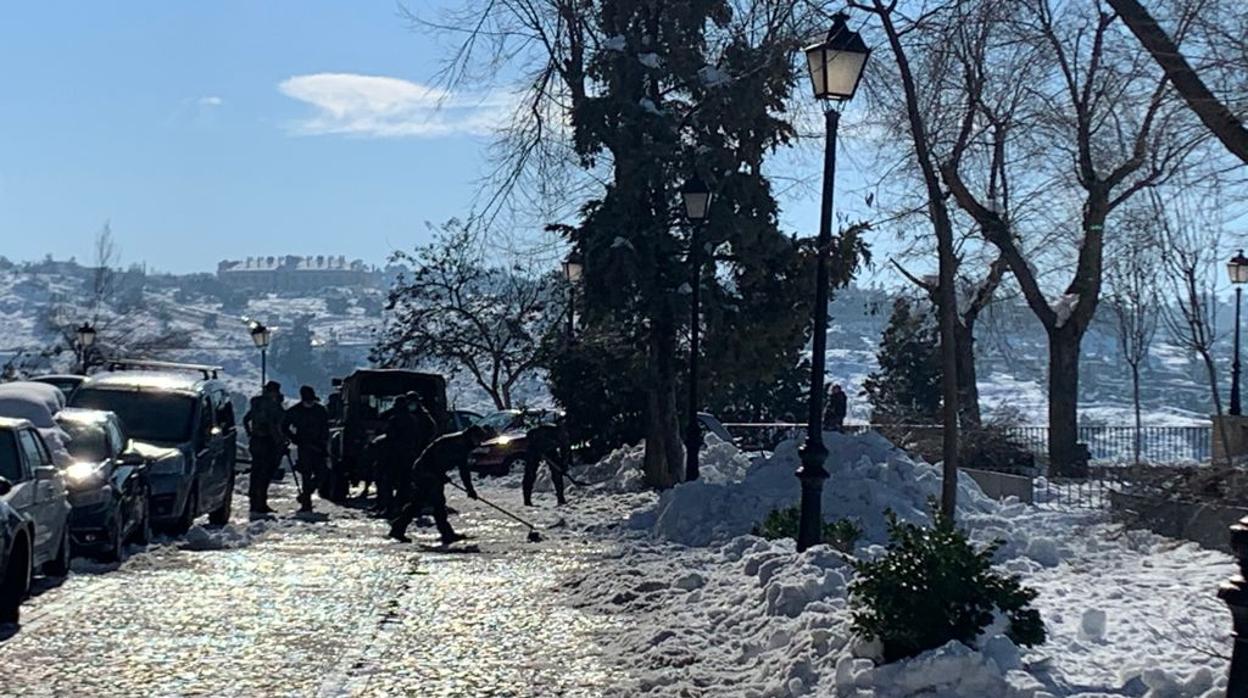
[1156, 188, 1231, 460]
[853, 0, 964, 516]
[1105, 221, 1161, 464]
[1104, 0, 1248, 164]
[45, 223, 189, 371]
[939, 0, 1205, 474]
[373, 221, 559, 410]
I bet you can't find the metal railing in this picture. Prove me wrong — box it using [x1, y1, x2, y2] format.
[721, 422, 1212, 466]
[1005, 425, 1212, 465]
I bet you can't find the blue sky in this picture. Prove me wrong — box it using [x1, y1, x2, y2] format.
[0, 1, 516, 273]
[0, 2, 863, 276]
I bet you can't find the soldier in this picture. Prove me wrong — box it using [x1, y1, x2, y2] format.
[395, 391, 438, 511]
[825, 383, 848, 432]
[284, 385, 330, 513]
[388, 426, 489, 545]
[522, 422, 569, 507]
[243, 381, 286, 516]
[373, 395, 411, 515]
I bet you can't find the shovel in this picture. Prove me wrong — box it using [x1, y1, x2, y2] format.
[447, 481, 543, 543]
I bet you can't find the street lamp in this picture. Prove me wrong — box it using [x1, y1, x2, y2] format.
[250, 321, 272, 390]
[562, 252, 584, 341]
[796, 13, 869, 552]
[681, 175, 712, 482]
[75, 322, 96, 374]
[1228, 250, 1248, 415]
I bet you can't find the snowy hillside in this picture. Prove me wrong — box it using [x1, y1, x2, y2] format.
[0, 262, 1223, 426]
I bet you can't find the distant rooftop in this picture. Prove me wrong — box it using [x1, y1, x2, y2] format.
[218, 255, 370, 273]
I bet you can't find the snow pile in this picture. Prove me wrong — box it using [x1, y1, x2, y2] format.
[528, 434, 752, 495]
[562, 430, 1234, 696]
[628, 430, 999, 549]
[181, 520, 272, 551]
[566, 535, 1058, 697]
[697, 432, 754, 484]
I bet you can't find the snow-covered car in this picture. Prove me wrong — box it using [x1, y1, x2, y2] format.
[70, 365, 237, 534]
[30, 374, 87, 401]
[0, 417, 72, 583]
[55, 408, 152, 561]
[471, 409, 563, 476]
[0, 382, 73, 467]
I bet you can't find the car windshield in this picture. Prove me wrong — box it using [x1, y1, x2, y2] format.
[480, 412, 520, 431]
[71, 389, 195, 444]
[0, 431, 19, 481]
[60, 420, 109, 463]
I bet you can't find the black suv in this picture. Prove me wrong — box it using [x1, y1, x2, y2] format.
[70, 361, 237, 533]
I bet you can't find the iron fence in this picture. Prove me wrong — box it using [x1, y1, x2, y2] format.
[1005, 425, 1212, 465]
[721, 422, 1211, 465]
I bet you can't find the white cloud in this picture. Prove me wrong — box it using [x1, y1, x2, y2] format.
[277, 73, 510, 138]
[198, 96, 224, 107]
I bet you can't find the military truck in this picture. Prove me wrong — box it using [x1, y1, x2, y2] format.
[324, 369, 448, 501]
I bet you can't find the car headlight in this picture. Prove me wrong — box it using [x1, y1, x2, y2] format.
[64, 462, 105, 490]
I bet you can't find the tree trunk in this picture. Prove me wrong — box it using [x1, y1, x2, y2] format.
[955, 320, 982, 427]
[1198, 346, 1233, 465]
[1131, 362, 1142, 466]
[642, 311, 684, 488]
[1048, 328, 1083, 476]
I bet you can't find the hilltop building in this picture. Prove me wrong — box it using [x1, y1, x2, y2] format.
[217, 255, 382, 291]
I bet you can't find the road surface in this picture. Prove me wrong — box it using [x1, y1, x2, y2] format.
[0, 480, 620, 697]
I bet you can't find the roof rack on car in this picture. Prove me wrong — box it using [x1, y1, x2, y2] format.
[105, 359, 223, 380]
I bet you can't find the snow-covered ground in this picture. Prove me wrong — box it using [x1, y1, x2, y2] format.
[542, 433, 1235, 697]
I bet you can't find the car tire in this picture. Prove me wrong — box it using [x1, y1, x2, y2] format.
[43, 525, 71, 577]
[208, 473, 234, 526]
[501, 455, 524, 477]
[99, 517, 125, 564]
[0, 535, 31, 625]
[169, 486, 196, 536]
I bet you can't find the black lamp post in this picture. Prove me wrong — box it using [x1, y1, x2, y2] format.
[250, 321, 272, 390]
[75, 322, 96, 374]
[1229, 250, 1248, 416]
[680, 176, 712, 482]
[796, 13, 870, 552]
[562, 253, 584, 341]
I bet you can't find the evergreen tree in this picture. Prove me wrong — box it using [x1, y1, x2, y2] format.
[864, 297, 942, 424]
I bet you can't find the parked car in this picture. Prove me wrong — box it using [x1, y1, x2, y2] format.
[0, 382, 72, 467]
[0, 474, 32, 624]
[55, 408, 151, 561]
[69, 361, 236, 534]
[471, 409, 564, 476]
[30, 375, 87, 401]
[449, 409, 483, 432]
[0, 418, 72, 583]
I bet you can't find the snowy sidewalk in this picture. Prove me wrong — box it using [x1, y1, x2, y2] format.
[0, 479, 621, 697]
[541, 433, 1239, 698]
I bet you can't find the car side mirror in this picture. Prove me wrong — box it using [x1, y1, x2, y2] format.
[35, 466, 58, 481]
[0, 477, 10, 496]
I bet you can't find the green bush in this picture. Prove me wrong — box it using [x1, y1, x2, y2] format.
[751, 507, 862, 554]
[850, 509, 1045, 663]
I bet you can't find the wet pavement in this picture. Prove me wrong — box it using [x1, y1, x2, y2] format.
[0, 480, 621, 697]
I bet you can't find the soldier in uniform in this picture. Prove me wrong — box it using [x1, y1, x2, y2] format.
[284, 385, 331, 513]
[388, 426, 489, 545]
[522, 422, 570, 507]
[243, 381, 286, 516]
